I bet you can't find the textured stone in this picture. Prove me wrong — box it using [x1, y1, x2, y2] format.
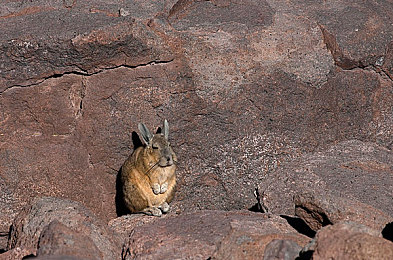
[382, 41, 393, 80]
[211, 222, 308, 260]
[261, 140, 393, 219]
[263, 239, 302, 260]
[121, 210, 309, 259]
[36, 220, 101, 259]
[6, 197, 120, 259]
[294, 191, 392, 233]
[108, 213, 165, 243]
[1, 1, 393, 252]
[0, 0, 174, 91]
[0, 247, 35, 260]
[311, 222, 393, 259]
[290, 0, 393, 70]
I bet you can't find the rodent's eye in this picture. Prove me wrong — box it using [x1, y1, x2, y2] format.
[152, 145, 159, 149]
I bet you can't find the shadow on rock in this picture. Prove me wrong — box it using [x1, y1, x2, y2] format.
[382, 222, 393, 242]
[280, 215, 316, 238]
[115, 131, 143, 217]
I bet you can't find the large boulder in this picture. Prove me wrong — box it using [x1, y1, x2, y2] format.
[119, 210, 309, 259]
[308, 222, 393, 259]
[6, 197, 120, 259]
[36, 220, 102, 259]
[294, 191, 392, 233]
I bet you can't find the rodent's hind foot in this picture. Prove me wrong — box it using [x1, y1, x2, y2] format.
[159, 202, 170, 213]
[143, 206, 162, 217]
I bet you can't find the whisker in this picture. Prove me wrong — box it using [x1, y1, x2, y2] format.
[144, 161, 159, 176]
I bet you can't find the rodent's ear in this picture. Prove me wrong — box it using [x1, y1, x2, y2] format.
[163, 119, 169, 140]
[138, 123, 152, 145]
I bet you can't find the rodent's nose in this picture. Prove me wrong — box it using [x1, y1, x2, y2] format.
[166, 156, 173, 166]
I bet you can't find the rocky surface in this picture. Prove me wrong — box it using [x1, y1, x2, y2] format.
[261, 140, 393, 217]
[6, 197, 120, 259]
[0, 247, 35, 260]
[1, 0, 393, 258]
[36, 220, 102, 259]
[263, 239, 303, 260]
[121, 210, 309, 259]
[306, 222, 393, 259]
[3, 197, 393, 259]
[294, 190, 392, 233]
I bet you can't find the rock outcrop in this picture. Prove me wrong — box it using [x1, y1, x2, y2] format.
[1, 0, 393, 258]
[261, 140, 393, 218]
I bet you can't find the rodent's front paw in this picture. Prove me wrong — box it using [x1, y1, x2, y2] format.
[160, 182, 168, 194]
[152, 183, 160, 195]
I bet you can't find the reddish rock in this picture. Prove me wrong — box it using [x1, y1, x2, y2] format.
[211, 220, 308, 260]
[0, 0, 174, 91]
[6, 197, 120, 259]
[36, 220, 101, 259]
[1, 1, 393, 252]
[311, 222, 393, 259]
[29, 256, 83, 260]
[261, 140, 393, 219]
[121, 210, 309, 259]
[0, 74, 115, 240]
[108, 213, 167, 243]
[0, 247, 35, 260]
[383, 41, 393, 80]
[292, 1, 393, 70]
[294, 191, 392, 233]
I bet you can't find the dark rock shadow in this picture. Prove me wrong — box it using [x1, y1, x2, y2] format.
[280, 215, 316, 238]
[296, 250, 313, 260]
[248, 203, 263, 212]
[382, 221, 393, 242]
[115, 166, 130, 217]
[115, 131, 143, 217]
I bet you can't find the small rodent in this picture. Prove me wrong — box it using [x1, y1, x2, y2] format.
[121, 120, 177, 216]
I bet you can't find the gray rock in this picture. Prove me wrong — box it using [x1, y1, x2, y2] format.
[263, 239, 302, 260]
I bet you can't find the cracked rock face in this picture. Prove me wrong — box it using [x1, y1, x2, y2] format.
[1, 0, 393, 253]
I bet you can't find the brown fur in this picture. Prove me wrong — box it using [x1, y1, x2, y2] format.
[121, 121, 177, 216]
